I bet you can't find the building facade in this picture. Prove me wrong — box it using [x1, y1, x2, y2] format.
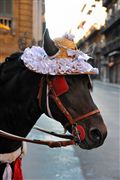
[77, 0, 106, 80]
[77, 0, 120, 84]
[0, 0, 45, 61]
[102, 0, 120, 84]
[77, 28, 104, 80]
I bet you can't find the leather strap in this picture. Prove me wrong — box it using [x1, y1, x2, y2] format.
[37, 77, 44, 109]
[48, 80, 75, 125]
[34, 126, 73, 140]
[0, 130, 75, 148]
[75, 109, 100, 122]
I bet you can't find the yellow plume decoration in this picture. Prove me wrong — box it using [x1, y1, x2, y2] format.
[53, 37, 77, 59]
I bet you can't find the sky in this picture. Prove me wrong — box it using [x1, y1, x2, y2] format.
[45, 0, 84, 40]
[45, 0, 106, 42]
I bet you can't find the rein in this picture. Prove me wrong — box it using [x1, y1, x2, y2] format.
[0, 130, 75, 148]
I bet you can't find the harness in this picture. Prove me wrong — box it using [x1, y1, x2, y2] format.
[37, 75, 100, 145]
[44, 77, 100, 144]
[0, 76, 100, 148]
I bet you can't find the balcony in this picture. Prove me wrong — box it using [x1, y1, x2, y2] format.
[103, 10, 120, 33]
[102, 37, 120, 55]
[0, 16, 12, 31]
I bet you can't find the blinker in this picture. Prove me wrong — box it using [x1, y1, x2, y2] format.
[72, 124, 86, 144]
[51, 76, 69, 96]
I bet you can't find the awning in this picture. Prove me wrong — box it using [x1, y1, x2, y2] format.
[0, 23, 10, 30]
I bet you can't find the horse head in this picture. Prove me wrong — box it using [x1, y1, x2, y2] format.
[43, 29, 107, 150]
[0, 29, 108, 179]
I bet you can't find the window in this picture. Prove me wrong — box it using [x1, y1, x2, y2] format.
[87, 10, 92, 15]
[0, 0, 13, 30]
[0, 0, 12, 17]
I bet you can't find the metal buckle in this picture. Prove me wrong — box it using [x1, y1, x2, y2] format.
[72, 124, 81, 145]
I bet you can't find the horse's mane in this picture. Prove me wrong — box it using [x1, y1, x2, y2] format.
[0, 52, 24, 84]
[5, 52, 23, 62]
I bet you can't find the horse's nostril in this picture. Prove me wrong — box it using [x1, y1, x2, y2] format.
[89, 128, 103, 143]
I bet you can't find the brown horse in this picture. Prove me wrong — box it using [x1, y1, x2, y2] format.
[0, 29, 107, 179]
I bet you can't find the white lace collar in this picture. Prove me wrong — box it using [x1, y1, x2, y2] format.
[21, 46, 99, 75]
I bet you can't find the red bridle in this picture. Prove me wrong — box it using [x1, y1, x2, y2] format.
[47, 78, 100, 143]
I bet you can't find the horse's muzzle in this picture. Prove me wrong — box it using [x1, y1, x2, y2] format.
[89, 127, 103, 144]
[78, 126, 107, 150]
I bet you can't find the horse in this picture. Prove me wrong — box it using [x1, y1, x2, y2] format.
[0, 29, 107, 179]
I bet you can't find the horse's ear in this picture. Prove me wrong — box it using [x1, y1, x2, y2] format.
[43, 29, 59, 56]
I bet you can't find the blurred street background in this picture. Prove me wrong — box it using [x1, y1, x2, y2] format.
[0, 0, 120, 179]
